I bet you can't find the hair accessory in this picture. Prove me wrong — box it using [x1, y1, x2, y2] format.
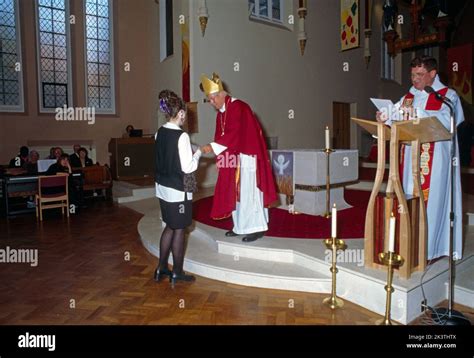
[159, 98, 171, 115]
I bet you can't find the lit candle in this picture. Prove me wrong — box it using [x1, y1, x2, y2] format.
[388, 213, 396, 253]
[325, 126, 330, 150]
[331, 204, 337, 238]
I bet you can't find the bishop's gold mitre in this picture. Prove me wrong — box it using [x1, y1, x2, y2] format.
[200, 73, 224, 96]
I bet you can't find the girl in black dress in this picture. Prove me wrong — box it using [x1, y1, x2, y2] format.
[154, 90, 202, 285]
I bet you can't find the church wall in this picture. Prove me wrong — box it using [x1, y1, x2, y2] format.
[152, 0, 187, 132]
[155, 1, 454, 188]
[0, 0, 160, 166]
[153, 0, 410, 187]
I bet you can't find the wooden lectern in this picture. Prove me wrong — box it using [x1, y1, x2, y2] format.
[108, 137, 155, 180]
[353, 117, 451, 279]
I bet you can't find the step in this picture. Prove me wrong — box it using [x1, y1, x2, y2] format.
[112, 180, 133, 197]
[454, 265, 474, 308]
[138, 213, 331, 293]
[217, 239, 332, 275]
[360, 161, 388, 169]
[112, 181, 155, 203]
[117, 187, 155, 203]
[347, 180, 386, 192]
[136, 202, 474, 324]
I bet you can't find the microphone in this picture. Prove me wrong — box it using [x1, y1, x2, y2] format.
[424, 86, 452, 103]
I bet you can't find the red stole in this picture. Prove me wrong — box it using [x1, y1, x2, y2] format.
[399, 87, 448, 201]
[210, 96, 278, 220]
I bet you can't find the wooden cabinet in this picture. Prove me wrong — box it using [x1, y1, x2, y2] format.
[108, 138, 155, 180]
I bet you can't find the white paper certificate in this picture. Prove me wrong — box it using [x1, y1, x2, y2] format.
[370, 98, 401, 122]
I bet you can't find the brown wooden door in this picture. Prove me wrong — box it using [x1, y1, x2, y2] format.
[333, 102, 351, 149]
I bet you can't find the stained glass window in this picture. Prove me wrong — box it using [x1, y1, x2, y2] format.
[249, 0, 282, 22]
[85, 0, 114, 112]
[0, 0, 23, 111]
[36, 0, 71, 110]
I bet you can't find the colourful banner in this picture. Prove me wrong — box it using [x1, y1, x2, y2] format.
[181, 20, 190, 103]
[181, 19, 198, 133]
[341, 0, 359, 51]
[448, 44, 472, 105]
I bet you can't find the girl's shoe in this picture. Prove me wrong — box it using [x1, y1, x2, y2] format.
[154, 267, 172, 282]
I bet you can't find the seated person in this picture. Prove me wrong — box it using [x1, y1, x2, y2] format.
[26, 150, 39, 174]
[76, 147, 94, 168]
[9, 146, 29, 169]
[47, 147, 56, 159]
[46, 153, 72, 175]
[122, 124, 134, 138]
[45, 154, 83, 210]
[53, 147, 64, 160]
[69, 144, 82, 168]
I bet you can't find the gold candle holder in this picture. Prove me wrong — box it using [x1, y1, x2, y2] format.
[376, 251, 404, 325]
[321, 148, 334, 218]
[323, 236, 347, 309]
[286, 194, 294, 214]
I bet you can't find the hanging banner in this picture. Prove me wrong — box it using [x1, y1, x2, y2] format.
[341, 0, 360, 51]
[448, 44, 472, 105]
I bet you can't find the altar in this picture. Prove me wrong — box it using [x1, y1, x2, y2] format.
[270, 149, 359, 216]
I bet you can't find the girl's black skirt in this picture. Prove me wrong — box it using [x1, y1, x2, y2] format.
[159, 197, 192, 229]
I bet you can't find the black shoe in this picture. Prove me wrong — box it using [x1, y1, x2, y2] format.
[154, 267, 172, 282]
[242, 231, 266, 242]
[225, 230, 239, 237]
[170, 272, 196, 285]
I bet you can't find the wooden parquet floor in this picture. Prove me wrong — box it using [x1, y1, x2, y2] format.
[0, 201, 472, 325]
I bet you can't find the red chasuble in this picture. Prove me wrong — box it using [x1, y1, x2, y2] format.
[210, 96, 277, 220]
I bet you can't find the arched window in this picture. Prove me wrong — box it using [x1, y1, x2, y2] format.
[35, 0, 72, 111]
[84, 0, 115, 113]
[0, 0, 24, 112]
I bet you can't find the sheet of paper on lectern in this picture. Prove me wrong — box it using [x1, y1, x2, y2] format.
[370, 98, 401, 122]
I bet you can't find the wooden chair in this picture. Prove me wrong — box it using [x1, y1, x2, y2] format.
[35, 173, 69, 221]
[80, 165, 113, 199]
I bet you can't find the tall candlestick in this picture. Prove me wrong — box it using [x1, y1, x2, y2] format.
[331, 204, 337, 238]
[388, 213, 395, 253]
[325, 126, 330, 150]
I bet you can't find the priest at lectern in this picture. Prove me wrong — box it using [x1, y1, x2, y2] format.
[376, 56, 464, 260]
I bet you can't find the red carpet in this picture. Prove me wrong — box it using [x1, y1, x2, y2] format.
[193, 190, 371, 239]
